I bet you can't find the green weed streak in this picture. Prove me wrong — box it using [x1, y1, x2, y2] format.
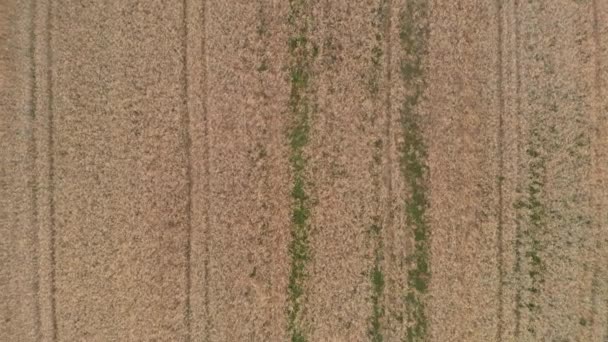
[512, 110, 546, 338]
[368, 0, 389, 97]
[286, 1, 316, 341]
[514, 5, 551, 331]
[398, 1, 430, 341]
[520, 126, 547, 337]
[370, 225, 385, 342]
[515, 50, 551, 338]
[513, 193, 523, 337]
[367, 2, 389, 341]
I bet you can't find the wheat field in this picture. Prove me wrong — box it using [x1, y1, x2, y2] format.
[1, 0, 607, 341]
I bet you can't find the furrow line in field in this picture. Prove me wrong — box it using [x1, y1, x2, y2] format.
[590, 0, 599, 336]
[397, 1, 431, 340]
[181, 0, 193, 339]
[382, 0, 393, 229]
[591, 1, 608, 340]
[512, 0, 523, 336]
[495, 1, 506, 340]
[28, 0, 42, 340]
[254, 1, 269, 337]
[45, 0, 57, 340]
[201, 0, 211, 338]
[592, 0, 601, 97]
[380, 1, 393, 339]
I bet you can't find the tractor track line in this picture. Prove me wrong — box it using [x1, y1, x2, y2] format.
[495, 0, 505, 340]
[45, 0, 58, 340]
[591, 0, 607, 339]
[382, 0, 394, 225]
[28, 0, 42, 340]
[180, 0, 193, 340]
[201, 0, 211, 339]
[513, 0, 523, 336]
[382, 0, 394, 285]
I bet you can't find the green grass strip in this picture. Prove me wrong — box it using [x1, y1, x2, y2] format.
[398, 1, 431, 341]
[286, 1, 316, 341]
